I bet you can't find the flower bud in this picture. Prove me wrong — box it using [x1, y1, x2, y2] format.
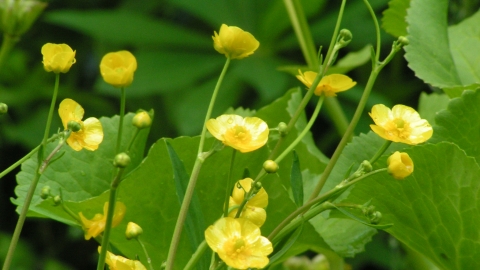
[67, 120, 82, 132]
[360, 160, 372, 173]
[132, 111, 152, 129]
[41, 43, 76, 73]
[53, 195, 62, 205]
[100, 51, 137, 88]
[263, 160, 279, 174]
[0, 0, 47, 37]
[113, 152, 131, 168]
[387, 151, 414, 180]
[212, 24, 259, 60]
[0, 103, 7, 114]
[254, 181, 262, 191]
[397, 36, 409, 46]
[125, 222, 143, 240]
[277, 122, 288, 137]
[40, 186, 51, 199]
[369, 211, 382, 224]
[338, 29, 352, 46]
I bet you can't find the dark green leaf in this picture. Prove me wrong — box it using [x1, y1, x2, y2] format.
[268, 222, 304, 267]
[290, 151, 303, 207]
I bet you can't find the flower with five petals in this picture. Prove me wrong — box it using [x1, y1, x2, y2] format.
[41, 43, 76, 73]
[213, 24, 259, 60]
[228, 178, 268, 227]
[100, 51, 137, 88]
[79, 202, 126, 240]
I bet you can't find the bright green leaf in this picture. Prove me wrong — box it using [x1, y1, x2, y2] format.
[382, 0, 410, 37]
[418, 92, 450, 125]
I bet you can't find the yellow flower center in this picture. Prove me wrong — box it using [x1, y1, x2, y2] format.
[115, 67, 125, 74]
[394, 118, 405, 129]
[224, 125, 252, 144]
[225, 237, 250, 260]
[384, 118, 411, 140]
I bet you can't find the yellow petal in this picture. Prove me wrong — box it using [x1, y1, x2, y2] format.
[317, 74, 356, 96]
[41, 43, 76, 73]
[212, 24, 259, 60]
[100, 51, 137, 88]
[58, 98, 84, 129]
[387, 151, 414, 180]
[81, 117, 104, 151]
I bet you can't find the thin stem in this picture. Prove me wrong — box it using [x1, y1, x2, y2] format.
[165, 57, 231, 270]
[369, 141, 392, 165]
[223, 149, 237, 217]
[0, 135, 59, 180]
[184, 240, 208, 270]
[125, 129, 140, 154]
[96, 168, 125, 270]
[3, 73, 61, 270]
[0, 34, 18, 71]
[116, 87, 126, 154]
[136, 238, 154, 270]
[198, 57, 231, 155]
[268, 168, 387, 241]
[362, 0, 381, 63]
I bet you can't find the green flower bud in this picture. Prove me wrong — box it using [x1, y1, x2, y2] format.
[0, 0, 47, 38]
[67, 120, 82, 132]
[263, 160, 279, 174]
[339, 29, 353, 44]
[277, 122, 288, 137]
[40, 186, 51, 199]
[361, 160, 372, 173]
[254, 181, 262, 191]
[370, 211, 382, 224]
[53, 195, 62, 205]
[132, 111, 152, 129]
[125, 222, 143, 240]
[114, 152, 131, 168]
[398, 36, 409, 46]
[0, 103, 7, 114]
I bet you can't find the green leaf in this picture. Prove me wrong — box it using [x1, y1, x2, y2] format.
[404, 1, 480, 97]
[431, 90, 480, 163]
[268, 222, 304, 267]
[382, 0, 410, 37]
[165, 141, 208, 269]
[418, 92, 450, 125]
[326, 46, 372, 75]
[290, 151, 304, 207]
[343, 142, 480, 270]
[13, 112, 151, 220]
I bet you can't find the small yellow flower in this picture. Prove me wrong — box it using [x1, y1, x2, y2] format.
[41, 43, 76, 73]
[369, 104, 433, 145]
[100, 51, 137, 88]
[205, 217, 273, 269]
[58, 99, 104, 151]
[229, 178, 268, 227]
[212, 24, 260, 59]
[98, 247, 147, 270]
[296, 70, 356, 97]
[206, 114, 269, 153]
[125, 222, 143, 240]
[387, 151, 414, 180]
[79, 202, 126, 240]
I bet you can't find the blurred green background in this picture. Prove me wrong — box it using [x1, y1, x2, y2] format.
[1, 0, 478, 269]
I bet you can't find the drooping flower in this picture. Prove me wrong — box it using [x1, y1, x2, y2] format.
[228, 178, 268, 227]
[205, 217, 273, 269]
[98, 247, 147, 270]
[79, 202, 126, 240]
[41, 43, 76, 73]
[206, 114, 269, 153]
[58, 99, 103, 151]
[296, 70, 356, 97]
[387, 151, 414, 180]
[100, 51, 137, 88]
[212, 24, 260, 60]
[369, 104, 433, 145]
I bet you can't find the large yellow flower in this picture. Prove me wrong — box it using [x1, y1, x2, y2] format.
[41, 43, 76, 73]
[213, 24, 260, 60]
[296, 70, 356, 97]
[79, 202, 126, 240]
[206, 114, 269, 153]
[229, 178, 268, 227]
[387, 151, 414, 180]
[205, 217, 273, 269]
[369, 104, 433, 145]
[100, 51, 137, 88]
[98, 247, 147, 270]
[58, 99, 103, 151]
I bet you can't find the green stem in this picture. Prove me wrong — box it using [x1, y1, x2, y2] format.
[3, 73, 60, 270]
[268, 168, 387, 241]
[116, 87, 126, 154]
[125, 129, 140, 154]
[136, 238, 154, 270]
[184, 240, 208, 270]
[96, 168, 125, 270]
[223, 149, 237, 217]
[0, 34, 18, 71]
[362, 0, 381, 63]
[0, 135, 59, 180]
[369, 141, 392, 165]
[165, 57, 231, 270]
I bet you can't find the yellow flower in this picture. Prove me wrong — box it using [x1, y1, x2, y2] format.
[296, 70, 356, 97]
[369, 104, 433, 145]
[41, 43, 76, 73]
[212, 24, 260, 59]
[387, 151, 414, 180]
[229, 178, 268, 227]
[98, 247, 147, 270]
[58, 99, 104, 151]
[100, 51, 137, 88]
[205, 217, 273, 269]
[206, 114, 269, 153]
[79, 202, 126, 240]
